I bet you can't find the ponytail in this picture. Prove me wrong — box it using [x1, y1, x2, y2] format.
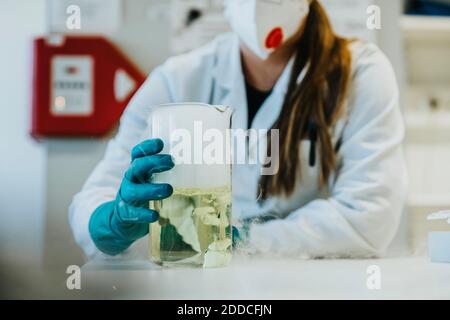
[260, 0, 352, 199]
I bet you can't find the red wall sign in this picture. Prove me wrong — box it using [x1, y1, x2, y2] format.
[31, 36, 146, 137]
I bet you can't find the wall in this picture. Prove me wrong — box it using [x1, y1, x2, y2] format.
[375, 0, 407, 90]
[376, 0, 410, 254]
[0, 0, 47, 268]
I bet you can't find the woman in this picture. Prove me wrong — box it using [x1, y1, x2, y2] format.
[70, 0, 408, 259]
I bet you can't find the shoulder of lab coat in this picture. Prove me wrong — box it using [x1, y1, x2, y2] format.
[151, 32, 239, 103]
[248, 41, 409, 258]
[68, 33, 238, 258]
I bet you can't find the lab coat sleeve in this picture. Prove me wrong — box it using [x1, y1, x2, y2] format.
[248, 48, 408, 258]
[68, 66, 174, 258]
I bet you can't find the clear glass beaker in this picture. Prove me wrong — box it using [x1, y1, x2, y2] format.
[147, 103, 233, 268]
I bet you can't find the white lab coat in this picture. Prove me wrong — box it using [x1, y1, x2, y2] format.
[69, 33, 408, 259]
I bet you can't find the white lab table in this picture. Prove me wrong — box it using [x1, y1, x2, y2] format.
[81, 255, 450, 300]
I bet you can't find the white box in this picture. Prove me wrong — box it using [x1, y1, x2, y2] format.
[429, 232, 450, 263]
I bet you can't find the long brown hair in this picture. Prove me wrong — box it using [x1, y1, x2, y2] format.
[260, 0, 352, 199]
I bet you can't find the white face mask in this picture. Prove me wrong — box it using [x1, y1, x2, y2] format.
[224, 0, 310, 60]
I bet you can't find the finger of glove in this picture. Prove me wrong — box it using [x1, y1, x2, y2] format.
[131, 139, 164, 161]
[120, 180, 173, 202]
[232, 226, 241, 245]
[116, 202, 160, 223]
[125, 154, 174, 182]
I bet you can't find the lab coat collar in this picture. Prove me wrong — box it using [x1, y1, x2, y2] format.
[212, 34, 299, 130]
[212, 34, 247, 128]
[213, 34, 243, 91]
[213, 33, 296, 94]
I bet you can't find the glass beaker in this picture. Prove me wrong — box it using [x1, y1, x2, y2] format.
[147, 103, 233, 268]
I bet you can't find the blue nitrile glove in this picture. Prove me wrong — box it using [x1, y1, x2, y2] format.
[89, 139, 174, 256]
[232, 223, 250, 250]
[232, 214, 278, 250]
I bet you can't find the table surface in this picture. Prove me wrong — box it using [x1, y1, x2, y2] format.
[81, 255, 450, 300]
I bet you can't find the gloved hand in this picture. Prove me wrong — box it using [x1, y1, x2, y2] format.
[233, 215, 275, 250]
[232, 223, 250, 250]
[89, 139, 174, 256]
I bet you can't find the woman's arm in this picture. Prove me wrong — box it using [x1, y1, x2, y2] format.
[248, 46, 408, 258]
[68, 66, 173, 258]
